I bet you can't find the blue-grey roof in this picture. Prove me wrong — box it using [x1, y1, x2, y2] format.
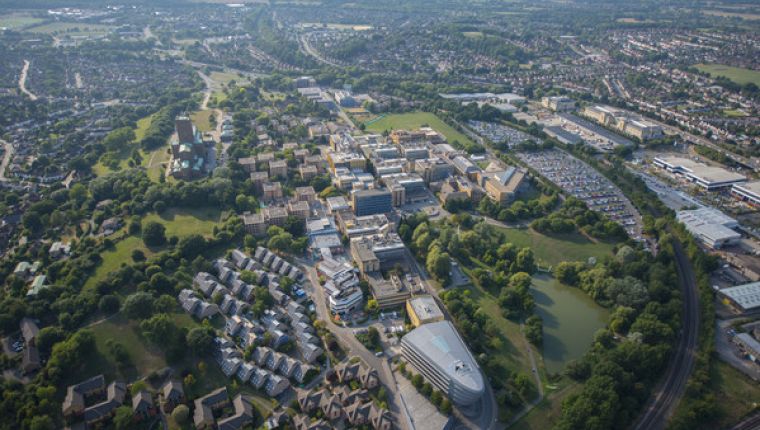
[402, 320, 484, 394]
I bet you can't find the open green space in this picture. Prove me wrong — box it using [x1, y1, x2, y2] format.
[706, 359, 760, 428]
[495, 226, 615, 267]
[0, 15, 44, 29]
[209, 71, 248, 86]
[723, 109, 749, 118]
[462, 31, 484, 38]
[142, 207, 222, 238]
[26, 21, 114, 36]
[531, 274, 609, 374]
[83, 208, 222, 292]
[512, 383, 582, 430]
[364, 111, 476, 147]
[190, 110, 216, 132]
[695, 63, 760, 86]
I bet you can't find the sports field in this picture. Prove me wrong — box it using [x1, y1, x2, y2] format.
[695, 64, 760, 86]
[364, 111, 476, 147]
[26, 22, 114, 36]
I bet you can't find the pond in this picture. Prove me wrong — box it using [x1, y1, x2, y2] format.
[531, 273, 610, 374]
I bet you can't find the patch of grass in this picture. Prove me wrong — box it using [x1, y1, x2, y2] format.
[512, 383, 582, 430]
[706, 359, 760, 428]
[190, 110, 216, 132]
[462, 31, 484, 38]
[723, 109, 748, 118]
[364, 111, 476, 147]
[83, 235, 156, 292]
[209, 71, 248, 87]
[0, 15, 44, 29]
[89, 314, 167, 381]
[142, 207, 222, 238]
[695, 63, 760, 86]
[26, 21, 114, 36]
[494, 226, 614, 267]
[261, 90, 286, 101]
[94, 113, 157, 177]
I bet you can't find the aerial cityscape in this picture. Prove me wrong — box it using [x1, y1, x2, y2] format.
[0, 0, 759, 429]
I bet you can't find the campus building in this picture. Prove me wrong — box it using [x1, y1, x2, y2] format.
[731, 181, 760, 207]
[401, 321, 485, 406]
[676, 207, 741, 249]
[406, 296, 444, 327]
[653, 156, 746, 191]
[352, 189, 393, 216]
[718, 282, 760, 313]
[170, 116, 209, 180]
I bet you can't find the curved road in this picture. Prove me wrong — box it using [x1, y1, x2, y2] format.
[19, 60, 38, 101]
[0, 139, 13, 182]
[632, 237, 699, 430]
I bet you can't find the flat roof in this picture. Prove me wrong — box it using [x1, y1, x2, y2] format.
[720, 282, 760, 310]
[655, 156, 746, 184]
[733, 180, 760, 198]
[408, 296, 444, 322]
[402, 321, 484, 394]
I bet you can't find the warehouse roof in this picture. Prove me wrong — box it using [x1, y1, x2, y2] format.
[720, 282, 760, 311]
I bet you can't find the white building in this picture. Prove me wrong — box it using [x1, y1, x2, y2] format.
[654, 156, 746, 191]
[676, 207, 741, 249]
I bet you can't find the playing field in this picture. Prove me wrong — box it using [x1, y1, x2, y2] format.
[695, 64, 760, 86]
[364, 112, 476, 147]
[26, 22, 114, 36]
[0, 15, 44, 30]
[495, 226, 615, 267]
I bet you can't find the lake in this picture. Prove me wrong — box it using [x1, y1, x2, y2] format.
[532, 273, 610, 374]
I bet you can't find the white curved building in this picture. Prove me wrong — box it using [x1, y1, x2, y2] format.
[401, 320, 485, 406]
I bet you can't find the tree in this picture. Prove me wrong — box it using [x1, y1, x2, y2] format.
[36, 326, 65, 355]
[131, 249, 146, 262]
[113, 405, 135, 430]
[29, 416, 54, 430]
[178, 234, 206, 259]
[98, 295, 120, 314]
[140, 314, 186, 361]
[187, 327, 215, 355]
[142, 221, 166, 247]
[122, 292, 155, 320]
[172, 404, 190, 424]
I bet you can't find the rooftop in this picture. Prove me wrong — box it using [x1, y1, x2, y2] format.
[720, 282, 760, 311]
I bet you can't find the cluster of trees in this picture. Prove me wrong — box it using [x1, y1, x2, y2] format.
[140, 101, 197, 149]
[530, 197, 626, 241]
[477, 191, 559, 223]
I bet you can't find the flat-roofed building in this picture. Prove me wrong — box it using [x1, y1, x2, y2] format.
[414, 158, 454, 184]
[250, 171, 268, 193]
[269, 159, 288, 178]
[718, 282, 760, 312]
[401, 321, 485, 406]
[654, 156, 746, 191]
[238, 157, 258, 173]
[296, 186, 317, 203]
[734, 333, 760, 363]
[407, 296, 444, 327]
[352, 189, 392, 216]
[242, 212, 267, 236]
[299, 164, 318, 180]
[542, 96, 575, 112]
[676, 207, 740, 249]
[732, 181, 760, 207]
[326, 196, 351, 214]
[262, 182, 283, 202]
[369, 273, 414, 308]
[263, 206, 288, 227]
[288, 200, 311, 220]
[482, 166, 528, 206]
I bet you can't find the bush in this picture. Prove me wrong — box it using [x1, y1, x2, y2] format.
[98, 295, 120, 314]
[172, 404, 190, 423]
[142, 221, 166, 247]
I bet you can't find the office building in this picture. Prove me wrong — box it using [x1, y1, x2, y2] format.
[676, 207, 740, 249]
[401, 321, 485, 406]
[731, 181, 760, 207]
[407, 296, 444, 327]
[352, 189, 393, 216]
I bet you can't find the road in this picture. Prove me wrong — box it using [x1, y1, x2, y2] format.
[298, 34, 343, 68]
[632, 237, 699, 430]
[730, 411, 760, 430]
[299, 262, 411, 430]
[18, 60, 38, 101]
[0, 139, 13, 182]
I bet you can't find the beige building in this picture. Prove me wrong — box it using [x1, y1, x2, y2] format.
[288, 200, 310, 220]
[263, 206, 288, 227]
[242, 212, 267, 236]
[262, 182, 283, 202]
[269, 159, 288, 178]
[481, 165, 527, 206]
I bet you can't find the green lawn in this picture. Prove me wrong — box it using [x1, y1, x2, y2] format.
[190, 110, 216, 132]
[364, 112, 476, 147]
[210, 71, 248, 87]
[94, 113, 160, 177]
[89, 314, 169, 381]
[705, 359, 760, 428]
[26, 21, 114, 35]
[512, 383, 582, 430]
[83, 208, 222, 292]
[723, 109, 749, 118]
[83, 235, 155, 292]
[695, 64, 760, 86]
[0, 15, 44, 29]
[462, 31, 484, 38]
[494, 226, 615, 267]
[142, 207, 222, 238]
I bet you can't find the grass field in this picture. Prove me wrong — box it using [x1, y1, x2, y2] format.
[695, 64, 760, 86]
[512, 383, 582, 430]
[26, 22, 114, 36]
[703, 10, 760, 21]
[463, 31, 484, 38]
[89, 314, 168, 381]
[190, 110, 216, 132]
[723, 109, 749, 118]
[705, 359, 760, 428]
[0, 15, 44, 29]
[83, 208, 222, 292]
[495, 226, 615, 267]
[364, 112, 475, 147]
[142, 207, 222, 238]
[209, 71, 248, 87]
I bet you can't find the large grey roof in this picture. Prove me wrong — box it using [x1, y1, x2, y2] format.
[402, 320, 484, 394]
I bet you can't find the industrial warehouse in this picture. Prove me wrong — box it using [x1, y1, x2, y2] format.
[653, 156, 746, 191]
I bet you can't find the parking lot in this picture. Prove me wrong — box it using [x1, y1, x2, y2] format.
[518, 149, 643, 238]
[467, 120, 536, 148]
